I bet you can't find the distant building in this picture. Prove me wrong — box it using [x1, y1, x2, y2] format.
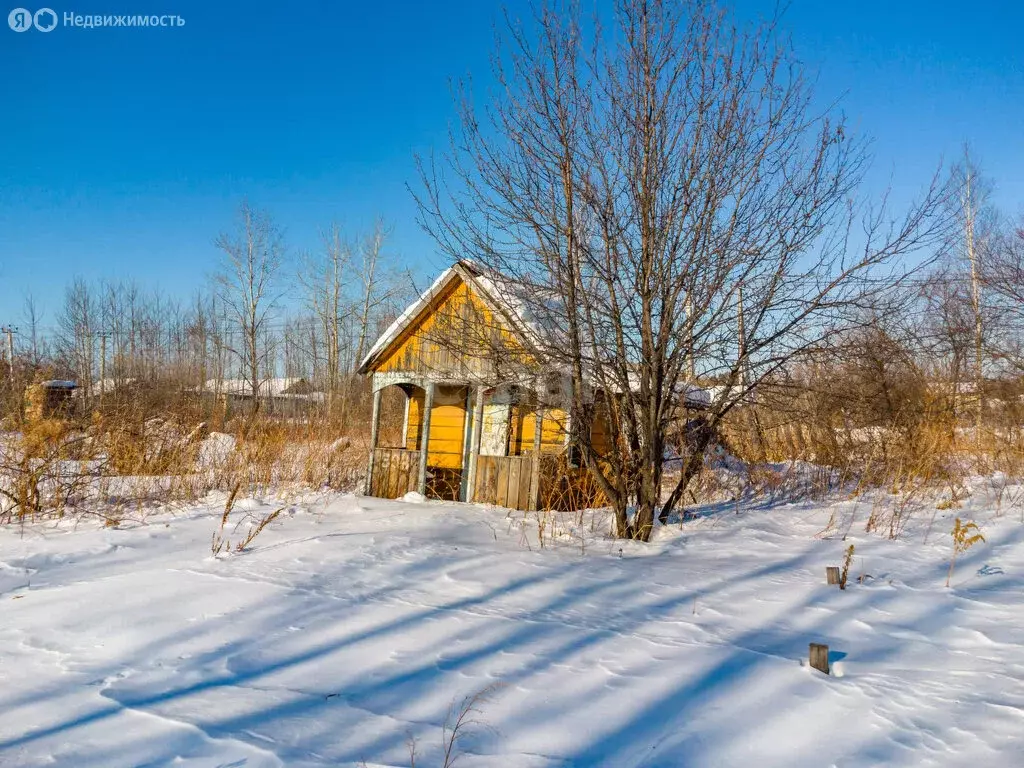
[200, 377, 325, 416]
[24, 380, 77, 421]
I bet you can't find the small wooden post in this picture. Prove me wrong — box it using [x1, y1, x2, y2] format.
[809, 643, 830, 675]
[825, 566, 841, 586]
[417, 382, 435, 496]
[365, 387, 383, 496]
[528, 401, 544, 511]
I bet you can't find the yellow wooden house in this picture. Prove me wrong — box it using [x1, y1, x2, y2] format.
[358, 260, 610, 511]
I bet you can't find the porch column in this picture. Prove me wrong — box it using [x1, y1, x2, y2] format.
[461, 385, 486, 502]
[417, 381, 435, 496]
[365, 387, 383, 496]
[528, 398, 544, 511]
[400, 389, 412, 448]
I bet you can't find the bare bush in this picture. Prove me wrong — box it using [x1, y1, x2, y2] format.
[0, 423, 98, 524]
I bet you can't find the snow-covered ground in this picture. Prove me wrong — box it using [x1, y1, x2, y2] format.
[2, 486, 1023, 767]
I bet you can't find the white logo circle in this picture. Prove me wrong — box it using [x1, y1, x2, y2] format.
[8, 7, 33, 31]
[33, 7, 57, 31]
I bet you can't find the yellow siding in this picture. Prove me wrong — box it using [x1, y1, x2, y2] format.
[404, 386, 468, 469]
[409, 389, 613, 460]
[374, 279, 526, 377]
[511, 406, 568, 455]
[427, 386, 468, 468]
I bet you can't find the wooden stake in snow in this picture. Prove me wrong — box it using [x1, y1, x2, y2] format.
[825, 567, 841, 586]
[809, 643, 830, 675]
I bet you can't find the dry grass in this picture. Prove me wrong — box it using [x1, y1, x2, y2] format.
[710, 385, 1024, 540]
[1, 395, 369, 525]
[211, 482, 285, 555]
[0, 422, 96, 524]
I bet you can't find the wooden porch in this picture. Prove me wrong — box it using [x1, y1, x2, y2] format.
[368, 447, 542, 509]
[365, 377, 549, 511]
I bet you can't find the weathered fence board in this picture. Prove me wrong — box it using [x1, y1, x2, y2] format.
[473, 455, 534, 510]
[370, 448, 420, 499]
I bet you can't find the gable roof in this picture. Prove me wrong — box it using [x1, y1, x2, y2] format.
[357, 261, 710, 409]
[357, 260, 545, 374]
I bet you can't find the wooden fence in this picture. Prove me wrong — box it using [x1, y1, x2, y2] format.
[371, 449, 606, 512]
[473, 454, 534, 510]
[370, 448, 421, 499]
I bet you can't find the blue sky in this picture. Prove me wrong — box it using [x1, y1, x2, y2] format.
[1, 0, 1022, 328]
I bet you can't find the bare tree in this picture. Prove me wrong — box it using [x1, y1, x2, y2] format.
[214, 201, 286, 409]
[298, 223, 352, 409]
[418, 0, 948, 539]
[21, 293, 43, 368]
[919, 265, 975, 422]
[353, 218, 399, 370]
[57, 277, 96, 398]
[983, 215, 1024, 373]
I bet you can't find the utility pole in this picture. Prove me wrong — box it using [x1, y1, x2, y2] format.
[961, 154, 984, 442]
[1, 325, 16, 384]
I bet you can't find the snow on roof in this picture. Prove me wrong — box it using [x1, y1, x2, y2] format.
[201, 378, 318, 397]
[358, 259, 567, 373]
[358, 259, 572, 375]
[678, 382, 711, 409]
[461, 262, 555, 351]
[591, 367, 710, 408]
[358, 266, 462, 373]
[91, 377, 135, 394]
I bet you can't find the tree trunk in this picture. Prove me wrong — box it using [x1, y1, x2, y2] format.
[659, 418, 715, 524]
[612, 498, 629, 540]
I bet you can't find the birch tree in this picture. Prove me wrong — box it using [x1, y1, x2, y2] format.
[299, 223, 352, 408]
[21, 293, 43, 368]
[57, 278, 96, 398]
[353, 218, 397, 370]
[214, 202, 286, 408]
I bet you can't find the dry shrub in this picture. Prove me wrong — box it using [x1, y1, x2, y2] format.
[211, 482, 240, 556]
[19, 418, 78, 459]
[538, 454, 607, 512]
[711, 359, 1005, 538]
[223, 417, 363, 493]
[723, 373, 962, 478]
[439, 684, 502, 768]
[93, 410, 201, 476]
[0, 426, 95, 523]
[839, 544, 855, 590]
[426, 467, 463, 502]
